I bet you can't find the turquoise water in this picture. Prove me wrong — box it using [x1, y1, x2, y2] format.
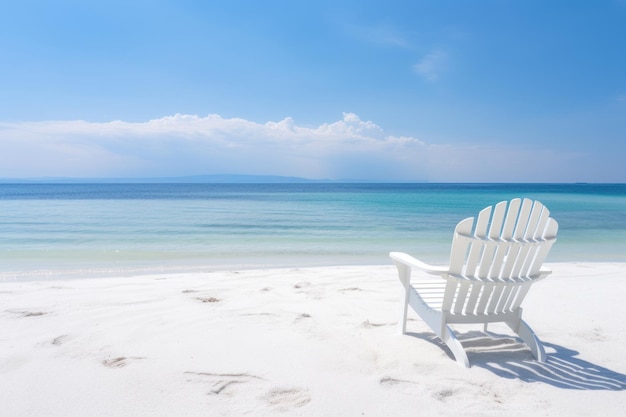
[1, 183, 625, 280]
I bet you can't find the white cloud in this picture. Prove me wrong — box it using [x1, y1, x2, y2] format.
[414, 50, 448, 81]
[1, 113, 615, 182]
[0, 113, 427, 180]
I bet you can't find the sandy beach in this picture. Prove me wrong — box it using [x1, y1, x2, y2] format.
[1, 262, 625, 416]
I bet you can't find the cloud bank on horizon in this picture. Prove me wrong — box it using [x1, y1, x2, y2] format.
[0, 112, 601, 182]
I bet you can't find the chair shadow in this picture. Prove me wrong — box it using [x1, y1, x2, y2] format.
[406, 330, 626, 390]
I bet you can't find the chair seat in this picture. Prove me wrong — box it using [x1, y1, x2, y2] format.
[411, 280, 446, 310]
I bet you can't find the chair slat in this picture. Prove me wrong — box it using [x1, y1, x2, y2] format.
[464, 282, 482, 314]
[489, 201, 508, 239]
[465, 207, 492, 277]
[453, 281, 471, 314]
[502, 284, 522, 311]
[478, 242, 496, 278]
[521, 245, 540, 277]
[496, 283, 516, 312]
[476, 282, 495, 314]
[501, 245, 521, 279]
[449, 217, 474, 275]
[511, 245, 531, 277]
[480, 201, 508, 279]
[486, 282, 505, 314]
[530, 219, 559, 275]
[489, 239, 508, 279]
[501, 198, 521, 239]
[532, 205, 551, 240]
[524, 201, 544, 240]
[510, 282, 532, 310]
[464, 240, 483, 278]
[514, 199, 534, 239]
[475, 206, 492, 238]
[442, 281, 459, 312]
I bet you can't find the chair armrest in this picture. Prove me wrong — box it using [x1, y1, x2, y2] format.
[389, 252, 449, 276]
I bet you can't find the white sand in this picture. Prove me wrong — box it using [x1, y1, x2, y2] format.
[1, 263, 625, 416]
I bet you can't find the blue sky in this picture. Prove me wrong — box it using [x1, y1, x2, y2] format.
[1, 0, 625, 182]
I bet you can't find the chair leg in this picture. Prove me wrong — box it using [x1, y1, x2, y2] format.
[395, 263, 412, 335]
[441, 325, 470, 368]
[398, 286, 409, 335]
[506, 318, 547, 362]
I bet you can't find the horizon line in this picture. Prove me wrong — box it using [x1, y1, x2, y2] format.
[0, 174, 620, 185]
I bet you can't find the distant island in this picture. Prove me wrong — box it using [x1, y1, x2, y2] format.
[0, 175, 418, 184]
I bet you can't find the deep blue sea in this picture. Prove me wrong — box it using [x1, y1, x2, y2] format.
[1, 183, 625, 280]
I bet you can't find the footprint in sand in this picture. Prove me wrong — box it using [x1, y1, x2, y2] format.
[294, 313, 311, 321]
[432, 388, 457, 401]
[185, 372, 265, 396]
[361, 319, 393, 328]
[51, 334, 69, 346]
[185, 372, 311, 411]
[379, 376, 422, 395]
[262, 387, 311, 411]
[293, 281, 324, 299]
[6, 310, 48, 318]
[102, 356, 145, 369]
[195, 296, 221, 303]
[379, 376, 417, 387]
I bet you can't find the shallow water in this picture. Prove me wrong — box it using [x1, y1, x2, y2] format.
[1, 183, 625, 280]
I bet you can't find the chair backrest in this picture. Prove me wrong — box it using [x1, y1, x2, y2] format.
[442, 198, 558, 316]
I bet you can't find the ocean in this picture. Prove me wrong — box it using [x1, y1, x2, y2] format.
[1, 183, 625, 280]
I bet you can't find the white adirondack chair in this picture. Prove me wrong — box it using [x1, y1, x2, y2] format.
[390, 198, 558, 367]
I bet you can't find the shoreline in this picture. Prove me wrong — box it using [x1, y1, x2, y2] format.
[1, 262, 625, 416]
[1, 260, 625, 282]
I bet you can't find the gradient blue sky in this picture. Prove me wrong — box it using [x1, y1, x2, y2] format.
[1, 0, 625, 182]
